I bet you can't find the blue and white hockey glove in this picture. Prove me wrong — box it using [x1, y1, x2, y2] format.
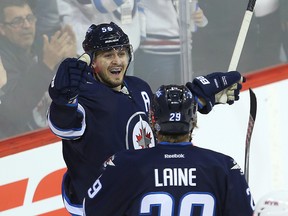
[186, 71, 245, 114]
[49, 57, 93, 106]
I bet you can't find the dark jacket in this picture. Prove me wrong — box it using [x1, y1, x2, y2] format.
[0, 36, 54, 139]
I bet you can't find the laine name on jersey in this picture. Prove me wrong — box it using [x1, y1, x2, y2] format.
[154, 167, 197, 187]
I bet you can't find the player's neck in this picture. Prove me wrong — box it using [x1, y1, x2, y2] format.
[157, 133, 191, 143]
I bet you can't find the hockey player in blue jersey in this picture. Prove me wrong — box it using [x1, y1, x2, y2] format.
[47, 21, 245, 215]
[83, 85, 254, 216]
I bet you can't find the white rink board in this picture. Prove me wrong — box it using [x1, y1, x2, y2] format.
[194, 79, 288, 203]
[0, 141, 66, 216]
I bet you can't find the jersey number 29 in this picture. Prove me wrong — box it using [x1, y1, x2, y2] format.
[140, 192, 215, 216]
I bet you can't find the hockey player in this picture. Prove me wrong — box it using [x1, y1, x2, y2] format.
[47, 22, 245, 215]
[254, 190, 288, 215]
[83, 85, 254, 216]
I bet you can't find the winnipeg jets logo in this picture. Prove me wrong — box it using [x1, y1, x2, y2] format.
[135, 116, 153, 148]
[126, 112, 155, 150]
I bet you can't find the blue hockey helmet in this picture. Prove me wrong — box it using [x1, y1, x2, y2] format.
[82, 22, 133, 62]
[151, 85, 197, 135]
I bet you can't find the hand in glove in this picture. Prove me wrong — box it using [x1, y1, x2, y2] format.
[186, 71, 245, 114]
[49, 57, 93, 106]
[215, 76, 245, 105]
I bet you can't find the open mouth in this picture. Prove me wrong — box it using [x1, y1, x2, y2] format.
[110, 67, 122, 74]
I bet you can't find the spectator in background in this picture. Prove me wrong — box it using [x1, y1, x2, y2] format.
[193, 0, 284, 76]
[0, 56, 7, 89]
[33, 0, 143, 75]
[0, 56, 7, 137]
[279, 0, 288, 61]
[253, 0, 283, 69]
[58, 0, 142, 57]
[192, 1, 258, 76]
[54, 0, 102, 55]
[30, 0, 64, 59]
[134, 0, 208, 91]
[0, 0, 77, 139]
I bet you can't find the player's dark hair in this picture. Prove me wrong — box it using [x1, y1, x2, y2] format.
[0, 0, 29, 22]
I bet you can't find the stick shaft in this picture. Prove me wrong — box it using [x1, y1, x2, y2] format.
[228, 0, 257, 71]
[228, 11, 253, 71]
[226, 0, 257, 183]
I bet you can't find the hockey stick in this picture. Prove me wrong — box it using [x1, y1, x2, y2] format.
[216, 0, 257, 104]
[244, 88, 257, 183]
[228, 0, 257, 71]
[226, 0, 257, 183]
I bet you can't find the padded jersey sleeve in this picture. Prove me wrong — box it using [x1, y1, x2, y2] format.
[47, 101, 86, 139]
[223, 157, 255, 216]
[83, 151, 143, 216]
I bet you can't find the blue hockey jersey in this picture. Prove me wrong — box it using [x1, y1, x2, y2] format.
[83, 142, 255, 216]
[48, 75, 155, 202]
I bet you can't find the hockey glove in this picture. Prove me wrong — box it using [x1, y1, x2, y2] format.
[186, 71, 245, 114]
[49, 57, 93, 106]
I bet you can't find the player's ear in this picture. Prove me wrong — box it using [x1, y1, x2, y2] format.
[92, 62, 96, 68]
[91, 61, 102, 74]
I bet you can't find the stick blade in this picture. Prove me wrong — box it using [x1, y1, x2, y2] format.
[248, 88, 257, 121]
[244, 88, 257, 182]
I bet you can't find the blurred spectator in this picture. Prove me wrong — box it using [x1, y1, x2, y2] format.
[31, 0, 63, 58]
[0, 56, 7, 89]
[253, 0, 283, 69]
[0, 56, 7, 129]
[279, 0, 288, 61]
[54, 0, 101, 55]
[0, 0, 77, 139]
[192, 1, 258, 76]
[193, 0, 284, 76]
[34, 0, 143, 75]
[57, 0, 142, 56]
[134, 0, 208, 91]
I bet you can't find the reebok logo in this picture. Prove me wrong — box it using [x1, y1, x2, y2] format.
[164, 154, 185, 159]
